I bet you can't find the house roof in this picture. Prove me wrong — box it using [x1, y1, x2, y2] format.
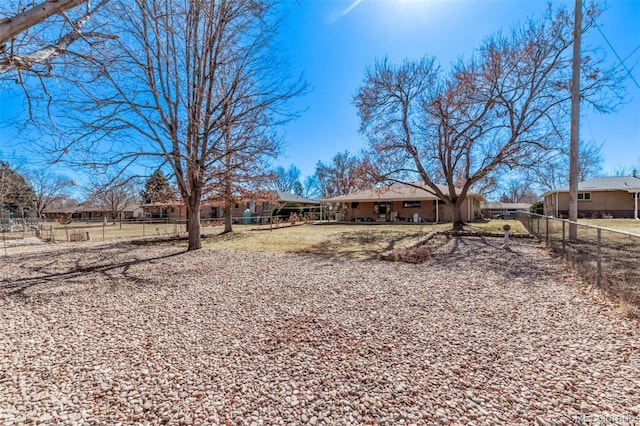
[43, 203, 141, 214]
[542, 176, 640, 197]
[321, 182, 486, 203]
[275, 191, 319, 205]
[481, 202, 532, 210]
[140, 191, 319, 207]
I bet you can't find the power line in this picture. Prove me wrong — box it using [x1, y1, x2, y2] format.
[623, 44, 640, 63]
[594, 22, 640, 90]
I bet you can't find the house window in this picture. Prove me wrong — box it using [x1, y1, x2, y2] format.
[234, 203, 240, 209]
[351, 202, 360, 208]
[402, 200, 421, 208]
[633, 193, 640, 199]
[577, 192, 591, 201]
[373, 202, 388, 214]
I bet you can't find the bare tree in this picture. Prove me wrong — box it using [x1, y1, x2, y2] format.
[270, 165, 303, 195]
[499, 179, 539, 204]
[530, 140, 603, 191]
[26, 169, 73, 218]
[46, 193, 79, 210]
[1, 0, 87, 44]
[20, 0, 304, 250]
[314, 151, 367, 198]
[87, 178, 137, 224]
[0, 0, 111, 75]
[208, 100, 282, 234]
[355, 4, 623, 230]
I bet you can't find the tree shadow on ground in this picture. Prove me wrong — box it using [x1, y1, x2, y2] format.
[436, 236, 560, 281]
[0, 243, 186, 299]
[295, 230, 426, 260]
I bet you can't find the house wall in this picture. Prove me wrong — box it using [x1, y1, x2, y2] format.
[143, 200, 319, 223]
[229, 202, 271, 223]
[340, 198, 481, 223]
[144, 205, 186, 220]
[545, 190, 637, 218]
[340, 201, 434, 222]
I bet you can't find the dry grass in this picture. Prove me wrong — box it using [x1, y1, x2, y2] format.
[40, 222, 200, 241]
[202, 223, 451, 260]
[201, 220, 525, 260]
[465, 219, 528, 234]
[579, 219, 640, 234]
[8, 220, 531, 260]
[619, 299, 640, 319]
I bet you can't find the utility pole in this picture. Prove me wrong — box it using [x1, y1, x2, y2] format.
[569, 0, 582, 240]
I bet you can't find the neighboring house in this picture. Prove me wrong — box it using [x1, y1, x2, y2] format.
[321, 182, 485, 223]
[43, 203, 143, 221]
[140, 201, 218, 221]
[481, 202, 532, 218]
[542, 175, 640, 219]
[140, 191, 320, 222]
[140, 202, 188, 220]
[231, 191, 320, 221]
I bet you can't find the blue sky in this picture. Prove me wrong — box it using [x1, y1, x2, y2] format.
[1, 0, 639, 190]
[273, 0, 640, 179]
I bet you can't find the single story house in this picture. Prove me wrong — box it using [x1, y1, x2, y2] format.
[542, 175, 640, 219]
[140, 191, 320, 222]
[321, 182, 485, 223]
[43, 203, 143, 221]
[481, 202, 532, 218]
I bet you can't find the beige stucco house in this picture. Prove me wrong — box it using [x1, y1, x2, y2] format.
[542, 176, 640, 219]
[321, 182, 485, 223]
[141, 191, 319, 223]
[43, 203, 143, 221]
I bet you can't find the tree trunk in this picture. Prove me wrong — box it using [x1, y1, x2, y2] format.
[451, 201, 465, 231]
[186, 197, 202, 251]
[223, 197, 233, 234]
[222, 171, 233, 234]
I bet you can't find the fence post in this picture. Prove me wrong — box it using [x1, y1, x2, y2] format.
[596, 228, 602, 288]
[562, 221, 566, 255]
[530, 216, 533, 235]
[545, 216, 549, 247]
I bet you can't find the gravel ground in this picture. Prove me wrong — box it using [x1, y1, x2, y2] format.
[1, 237, 639, 425]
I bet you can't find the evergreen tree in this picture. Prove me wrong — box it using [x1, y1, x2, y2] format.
[0, 161, 35, 216]
[141, 169, 174, 204]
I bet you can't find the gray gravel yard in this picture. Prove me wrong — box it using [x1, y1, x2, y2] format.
[1, 237, 639, 425]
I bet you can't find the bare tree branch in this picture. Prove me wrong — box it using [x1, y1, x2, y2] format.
[354, 3, 624, 230]
[0, 0, 87, 45]
[0, 0, 111, 74]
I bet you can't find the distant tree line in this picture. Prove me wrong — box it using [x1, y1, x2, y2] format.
[1, 1, 631, 245]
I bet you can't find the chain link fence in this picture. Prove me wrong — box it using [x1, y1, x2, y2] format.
[517, 212, 640, 310]
[1, 213, 315, 249]
[1, 219, 187, 244]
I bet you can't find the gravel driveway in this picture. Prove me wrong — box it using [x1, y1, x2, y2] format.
[1, 237, 638, 425]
